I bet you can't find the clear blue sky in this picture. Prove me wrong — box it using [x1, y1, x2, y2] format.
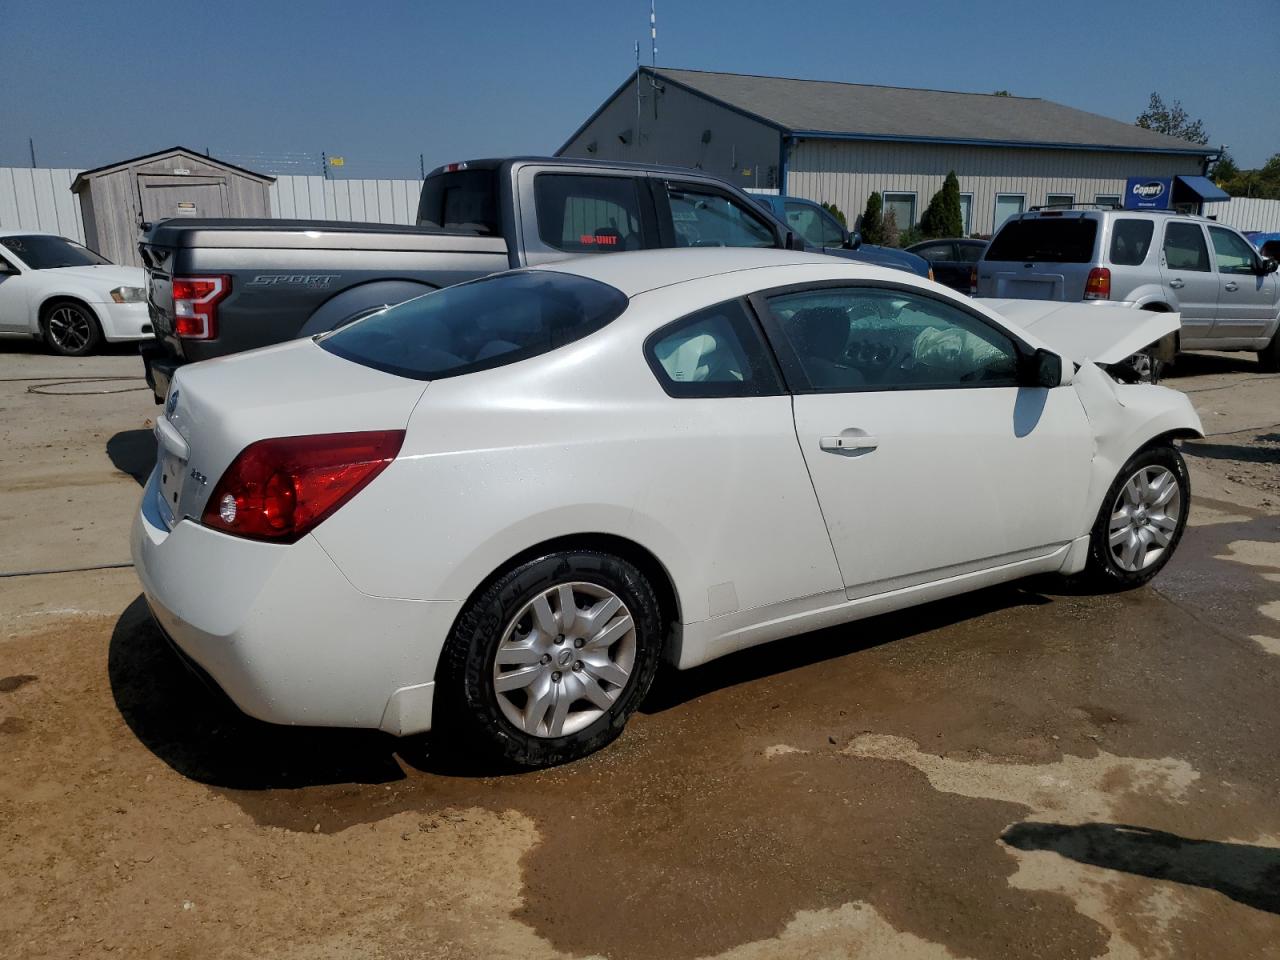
[2, 0, 1276, 176]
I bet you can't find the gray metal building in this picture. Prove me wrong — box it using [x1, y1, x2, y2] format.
[71, 147, 273, 266]
[559, 68, 1217, 236]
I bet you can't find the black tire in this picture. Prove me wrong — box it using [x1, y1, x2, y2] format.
[41, 299, 102, 357]
[437, 550, 663, 768]
[1257, 331, 1280, 372]
[1081, 444, 1190, 590]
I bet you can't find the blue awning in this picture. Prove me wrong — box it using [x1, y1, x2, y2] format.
[1176, 175, 1231, 203]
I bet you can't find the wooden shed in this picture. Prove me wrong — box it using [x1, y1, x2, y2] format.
[70, 147, 275, 266]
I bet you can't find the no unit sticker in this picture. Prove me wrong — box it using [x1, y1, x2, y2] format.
[175, 201, 198, 216]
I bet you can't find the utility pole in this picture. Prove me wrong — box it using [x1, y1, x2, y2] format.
[650, 0, 657, 66]
[419, 153, 425, 179]
[28, 138, 36, 168]
[321, 152, 328, 180]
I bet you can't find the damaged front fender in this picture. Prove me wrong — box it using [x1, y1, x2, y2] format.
[1072, 361, 1204, 525]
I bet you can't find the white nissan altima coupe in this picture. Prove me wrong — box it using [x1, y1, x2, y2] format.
[0, 231, 150, 355]
[133, 248, 1201, 767]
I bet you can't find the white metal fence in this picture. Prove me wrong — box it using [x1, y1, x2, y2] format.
[3, 165, 1280, 250]
[0, 168, 424, 248]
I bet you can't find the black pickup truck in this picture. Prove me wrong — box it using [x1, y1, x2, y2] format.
[139, 156, 874, 401]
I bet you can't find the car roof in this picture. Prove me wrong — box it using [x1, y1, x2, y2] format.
[0, 229, 59, 239]
[527, 247, 865, 296]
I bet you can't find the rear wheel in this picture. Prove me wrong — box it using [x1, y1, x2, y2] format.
[1082, 445, 1189, 589]
[41, 300, 102, 357]
[437, 550, 663, 768]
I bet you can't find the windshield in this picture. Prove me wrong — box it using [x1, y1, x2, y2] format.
[319, 270, 628, 381]
[0, 235, 111, 269]
[986, 217, 1098, 264]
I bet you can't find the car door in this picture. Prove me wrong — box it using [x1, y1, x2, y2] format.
[913, 241, 962, 289]
[1159, 221, 1218, 346]
[0, 249, 31, 334]
[1207, 225, 1278, 341]
[658, 180, 782, 249]
[753, 282, 1093, 599]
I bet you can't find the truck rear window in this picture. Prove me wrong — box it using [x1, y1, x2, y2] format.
[319, 270, 628, 381]
[417, 169, 499, 236]
[985, 218, 1098, 264]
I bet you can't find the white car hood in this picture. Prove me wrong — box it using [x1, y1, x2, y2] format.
[978, 299, 1180, 365]
[44, 264, 145, 288]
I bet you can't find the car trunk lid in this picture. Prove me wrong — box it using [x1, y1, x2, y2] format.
[978, 299, 1180, 365]
[152, 338, 429, 529]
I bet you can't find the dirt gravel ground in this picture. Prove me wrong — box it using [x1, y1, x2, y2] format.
[1, 342, 1278, 960]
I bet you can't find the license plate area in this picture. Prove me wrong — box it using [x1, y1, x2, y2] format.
[156, 450, 184, 530]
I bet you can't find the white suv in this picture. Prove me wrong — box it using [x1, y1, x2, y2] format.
[975, 209, 1280, 369]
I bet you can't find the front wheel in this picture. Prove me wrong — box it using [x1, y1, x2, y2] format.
[1082, 444, 1190, 589]
[42, 300, 102, 357]
[437, 550, 663, 768]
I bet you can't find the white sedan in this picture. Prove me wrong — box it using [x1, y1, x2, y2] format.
[132, 249, 1201, 767]
[0, 231, 150, 355]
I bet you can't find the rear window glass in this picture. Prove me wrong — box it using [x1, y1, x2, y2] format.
[1109, 220, 1155, 266]
[417, 169, 499, 236]
[985, 217, 1098, 263]
[534, 174, 644, 254]
[319, 271, 627, 381]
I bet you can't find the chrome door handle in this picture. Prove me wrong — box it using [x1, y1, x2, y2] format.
[820, 435, 879, 452]
[1168, 279, 1184, 289]
[1224, 281, 1238, 292]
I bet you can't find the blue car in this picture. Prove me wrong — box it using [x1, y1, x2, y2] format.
[754, 194, 932, 279]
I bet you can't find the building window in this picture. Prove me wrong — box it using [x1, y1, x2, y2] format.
[1095, 194, 1121, 209]
[1045, 193, 1075, 209]
[958, 193, 973, 236]
[882, 192, 917, 230]
[994, 194, 1025, 228]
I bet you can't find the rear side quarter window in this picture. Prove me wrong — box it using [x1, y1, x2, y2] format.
[1109, 219, 1155, 266]
[645, 300, 783, 398]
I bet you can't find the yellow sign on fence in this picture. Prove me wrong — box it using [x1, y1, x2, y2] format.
[329, 156, 345, 167]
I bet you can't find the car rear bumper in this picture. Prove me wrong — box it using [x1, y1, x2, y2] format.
[131, 466, 460, 735]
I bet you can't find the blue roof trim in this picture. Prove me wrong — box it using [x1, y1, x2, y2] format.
[1176, 175, 1231, 202]
[786, 129, 1212, 157]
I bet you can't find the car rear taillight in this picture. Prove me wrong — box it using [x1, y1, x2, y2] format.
[969, 266, 978, 295]
[1085, 267, 1111, 301]
[202, 431, 404, 543]
[172, 275, 230, 339]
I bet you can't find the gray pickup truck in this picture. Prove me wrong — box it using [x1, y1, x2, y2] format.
[138, 156, 822, 402]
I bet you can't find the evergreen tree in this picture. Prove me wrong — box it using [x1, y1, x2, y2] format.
[820, 201, 847, 226]
[919, 171, 964, 238]
[882, 208, 900, 248]
[1135, 93, 1209, 145]
[860, 192, 885, 245]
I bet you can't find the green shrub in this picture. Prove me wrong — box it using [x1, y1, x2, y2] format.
[860, 192, 885, 245]
[919, 171, 964, 239]
[820, 201, 847, 226]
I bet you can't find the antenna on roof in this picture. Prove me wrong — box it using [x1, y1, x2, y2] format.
[650, 0, 657, 66]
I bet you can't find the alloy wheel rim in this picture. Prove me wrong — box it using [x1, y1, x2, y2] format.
[48, 306, 91, 352]
[492, 581, 636, 739]
[1108, 465, 1182, 572]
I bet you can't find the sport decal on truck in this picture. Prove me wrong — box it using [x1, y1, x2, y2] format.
[249, 274, 340, 287]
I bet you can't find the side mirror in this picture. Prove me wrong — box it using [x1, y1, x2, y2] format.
[1261, 258, 1278, 275]
[1022, 347, 1066, 388]
[845, 230, 862, 251]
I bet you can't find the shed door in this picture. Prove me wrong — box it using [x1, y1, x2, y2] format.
[139, 176, 227, 222]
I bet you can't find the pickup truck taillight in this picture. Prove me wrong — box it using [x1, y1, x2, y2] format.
[172, 275, 230, 339]
[202, 431, 405, 543]
[1085, 267, 1111, 301]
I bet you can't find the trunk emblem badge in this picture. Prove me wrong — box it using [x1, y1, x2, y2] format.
[189, 469, 207, 486]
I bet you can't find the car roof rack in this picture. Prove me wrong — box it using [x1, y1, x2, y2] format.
[1028, 201, 1120, 212]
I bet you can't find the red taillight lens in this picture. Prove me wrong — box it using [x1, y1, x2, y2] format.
[969, 266, 978, 294]
[202, 431, 405, 542]
[1085, 267, 1111, 300]
[172, 275, 230, 339]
